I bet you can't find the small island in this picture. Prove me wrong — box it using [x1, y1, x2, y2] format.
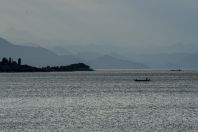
[0, 57, 93, 72]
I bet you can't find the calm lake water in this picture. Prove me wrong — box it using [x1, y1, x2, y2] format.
[0, 70, 198, 131]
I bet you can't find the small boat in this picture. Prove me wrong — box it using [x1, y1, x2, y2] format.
[134, 78, 151, 82]
[170, 69, 182, 71]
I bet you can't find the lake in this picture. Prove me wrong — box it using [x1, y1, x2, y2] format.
[0, 70, 198, 131]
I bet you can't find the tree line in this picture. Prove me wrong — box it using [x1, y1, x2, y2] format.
[0, 57, 93, 72]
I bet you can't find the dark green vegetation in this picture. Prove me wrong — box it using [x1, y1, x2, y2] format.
[0, 57, 93, 72]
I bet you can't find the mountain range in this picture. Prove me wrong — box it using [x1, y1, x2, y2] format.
[0, 37, 147, 69]
[0, 37, 80, 66]
[0, 37, 198, 69]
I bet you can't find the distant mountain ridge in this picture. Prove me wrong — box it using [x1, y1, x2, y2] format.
[0, 37, 81, 66]
[3, 37, 197, 69]
[87, 55, 148, 69]
[0, 37, 147, 69]
[0, 37, 13, 46]
[131, 53, 198, 69]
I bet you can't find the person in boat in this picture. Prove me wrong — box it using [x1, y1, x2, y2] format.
[134, 78, 150, 81]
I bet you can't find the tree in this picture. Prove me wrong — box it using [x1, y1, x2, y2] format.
[18, 58, 21, 65]
[1, 57, 8, 64]
[9, 57, 12, 64]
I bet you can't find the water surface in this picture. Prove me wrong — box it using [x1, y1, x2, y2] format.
[0, 70, 198, 131]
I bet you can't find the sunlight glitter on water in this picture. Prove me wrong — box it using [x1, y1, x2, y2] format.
[0, 70, 198, 131]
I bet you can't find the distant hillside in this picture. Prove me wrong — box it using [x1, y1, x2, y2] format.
[0, 37, 13, 47]
[132, 53, 198, 69]
[76, 52, 102, 61]
[4, 37, 197, 69]
[0, 37, 149, 69]
[53, 44, 198, 69]
[88, 55, 148, 69]
[0, 37, 81, 66]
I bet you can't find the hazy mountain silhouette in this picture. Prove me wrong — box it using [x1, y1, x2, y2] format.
[132, 53, 198, 69]
[76, 52, 103, 61]
[0, 37, 81, 66]
[0, 37, 147, 69]
[75, 51, 198, 69]
[88, 55, 148, 69]
[0, 37, 13, 47]
[1, 37, 197, 69]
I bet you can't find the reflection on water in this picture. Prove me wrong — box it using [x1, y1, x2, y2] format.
[0, 70, 198, 131]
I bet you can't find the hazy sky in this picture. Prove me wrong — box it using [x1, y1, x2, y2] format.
[0, 0, 198, 49]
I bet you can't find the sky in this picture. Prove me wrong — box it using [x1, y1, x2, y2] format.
[0, 0, 198, 52]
